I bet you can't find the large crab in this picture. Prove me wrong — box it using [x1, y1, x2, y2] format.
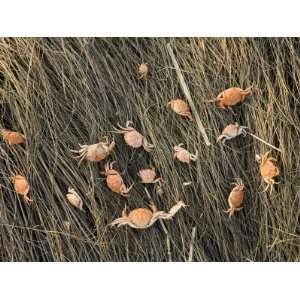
[256, 151, 280, 192]
[71, 136, 115, 164]
[110, 200, 186, 229]
[210, 86, 252, 111]
[113, 121, 154, 152]
[224, 178, 244, 217]
[217, 123, 248, 144]
[167, 99, 192, 120]
[1, 129, 26, 145]
[173, 143, 198, 164]
[101, 161, 133, 197]
[10, 173, 32, 204]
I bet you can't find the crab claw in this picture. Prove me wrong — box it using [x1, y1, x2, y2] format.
[255, 154, 262, 162]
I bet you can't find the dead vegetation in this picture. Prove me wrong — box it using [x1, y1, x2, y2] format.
[0, 37, 299, 261]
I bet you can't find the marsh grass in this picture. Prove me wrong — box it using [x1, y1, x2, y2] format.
[0, 37, 299, 261]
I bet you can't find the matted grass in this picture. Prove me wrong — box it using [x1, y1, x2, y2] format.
[0, 37, 299, 261]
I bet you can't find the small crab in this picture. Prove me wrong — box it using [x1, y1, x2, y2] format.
[224, 178, 244, 217]
[110, 200, 186, 229]
[66, 187, 83, 210]
[113, 121, 154, 152]
[217, 123, 248, 143]
[210, 86, 252, 110]
[1, 129, 26, 145]
[256, 151, 280, 192]
[138, 63, 148, 80]
[138, 167, 162, 184]
[10, 173, 31, 204]
[173, 143, 198, 164]
[101, 161, 133, 197]
[167, 99, 192, 120]
[70, 136, 115, 164]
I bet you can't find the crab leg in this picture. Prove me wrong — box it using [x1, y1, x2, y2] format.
[152, 177, 162, 184]
[110, 217, 128, 227]
[148, 202, 158, 213]
[23, 195, 33, 204]
[142, 138, 154, 152]
[216, 134, 227, 143]
[190, 151, 198, 161]
[241, 86, 253, 96]
[112, 123, 134, 133]
[262, 183, 270, 193]
[160, 201, 186, 220]
[70, 144, 88, 154]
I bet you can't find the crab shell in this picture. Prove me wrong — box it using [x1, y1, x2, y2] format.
[138, 168, 157, 183]
[138, 63, 148, 79]
[1, 129, 26, 145]
[221, 123, 240, 137]
[216, 87, 251, 108]
[127, 208, 154, 227]
[10, 174, 31, 203]
[106, 172, 125, 193]
[260, 157, 280, 180]
[66, 188, 83, 210]
[86, 142, 114, 161]
[174, 145, 197, 164]
[123, 130, 144, 148]
[167, 99, 192, 118]
[228, 184, 244, 210]
[175, 149, 190, 163]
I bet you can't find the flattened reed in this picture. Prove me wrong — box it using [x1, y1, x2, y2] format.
[0, 37, 299, 261]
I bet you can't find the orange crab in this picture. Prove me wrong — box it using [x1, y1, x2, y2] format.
[70, 137, 115, 164]
[66, 187, 83, 210]
[167, 99, 192, 120]
[101, 161, 133, 197]
[210, 86, 252, 110]
[113, 121, 154, 152]
[256, 151, 280, 192]
[138, 63, 148, 80]
[10, 173, 31, 204]
[224, 178, 244, 217]
[1, 129, 26, 145]
[138, 167, 162, 184]
[110, 200, 186, 229]
[217, 123, 248, 143]
[173, 143, 198, 164]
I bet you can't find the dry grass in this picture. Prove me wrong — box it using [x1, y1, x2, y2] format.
[0, 37, 299, 261]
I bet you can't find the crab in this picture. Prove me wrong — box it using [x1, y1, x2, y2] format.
[224, 178, 244, 217]
[66, 187, 83, 210]
[167, 99, 192, 120]
[217, 123, 248, 143]
[70, 137, 115, 164]
[113, 121, 154, 152]
[101, 161, 133, 197]
[256, 151, 280, 192]
[138, 167, 162, 184]
[210, 86, 252, 110]
[1, 129, 26, 145]
[173, 143, 198, 164]
[110, 200, 186, 229]
[10, 173, 31, 204]
[138, 63, 148, 80]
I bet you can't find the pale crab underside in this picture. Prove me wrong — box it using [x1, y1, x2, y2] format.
[217, 125, 248, 143]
